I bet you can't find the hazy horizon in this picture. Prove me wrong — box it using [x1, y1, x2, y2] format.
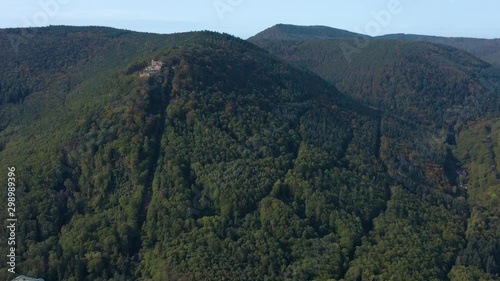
[1, 0, 499, 39]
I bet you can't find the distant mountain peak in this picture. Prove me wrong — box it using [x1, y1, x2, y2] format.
[248, 24, 369, 40]
[250, 24, 500, 66]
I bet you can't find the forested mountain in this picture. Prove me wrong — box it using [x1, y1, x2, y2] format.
[251, 24, 500, 280]
[251, 24, 500, 66]
[0, 26, 498, 281]
[379, 33, 500, 66]
[250, 34, 500, 131]
[248, 24, 368, 41]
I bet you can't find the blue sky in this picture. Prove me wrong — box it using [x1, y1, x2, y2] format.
[1, 0, 499, 39]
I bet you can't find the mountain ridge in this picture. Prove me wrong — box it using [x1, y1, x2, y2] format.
[249, 36, 500, 129]
[249, 23, 500, 280]
[250, 24, 500, 66]
[0, 25, 498, 280]
[0, 26, 390, 280]
[248, 23, 369, 41]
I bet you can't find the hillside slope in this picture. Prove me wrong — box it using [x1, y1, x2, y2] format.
[248, 24, 368, 41]
[0, 26, 489, 280]
[250, 37, 500, 130]
[380, 33, 500, 66]
[250, 24, 500, 66]
[251, 25, 500, 280]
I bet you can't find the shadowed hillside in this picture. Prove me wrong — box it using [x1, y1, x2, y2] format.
[251, 24, 500, 280]
[250, 34, 500, 130]
[251, 24, 500, 66]
[248, 24, 368, 41]
[0, 26, 496, 280]
[380, 33, 500, 66]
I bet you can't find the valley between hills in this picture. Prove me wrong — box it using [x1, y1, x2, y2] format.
[0, 24, 499, 280]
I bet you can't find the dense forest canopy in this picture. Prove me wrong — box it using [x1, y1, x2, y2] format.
[0, 25, 498, 280]
[251, 24, 500, 66]
[249, 37, 500, 130]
